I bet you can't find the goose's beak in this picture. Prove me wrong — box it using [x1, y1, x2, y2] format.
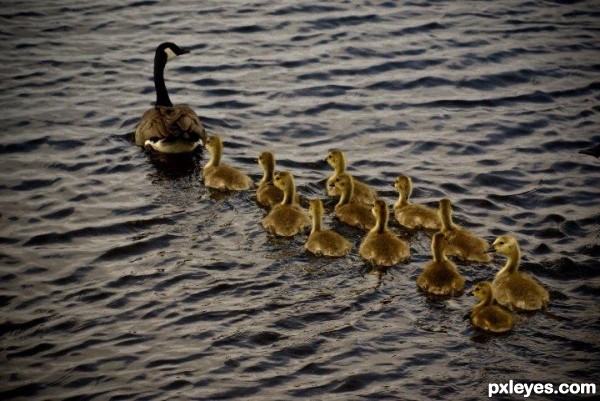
[180, 48, 190, 55]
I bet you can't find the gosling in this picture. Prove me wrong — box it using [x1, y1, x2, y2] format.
[305, 199, 351, 257]
[438, 198, 491, 263]
[256, 151, 283, 208]
[394, 175, 440, 230]
[416, 232, 465, 295]
[326, 150, 377, 204]
[262, 171, 310, 237]
[203, 135, 253, 190]
[470, 281, 515, 333]
[359, 199, 410, 266]
[491, 235, 550, 311]
[331, 173, 376, 231]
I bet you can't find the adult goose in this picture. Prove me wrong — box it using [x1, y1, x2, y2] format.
[135, 42, 206, 153]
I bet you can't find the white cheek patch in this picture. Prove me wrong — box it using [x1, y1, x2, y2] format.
[164, 48, 177, 61]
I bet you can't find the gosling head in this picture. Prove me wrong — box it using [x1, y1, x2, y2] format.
[371, 199, 387, 217]
[470, 281, 493, 299]
[332, 172, 352, 191]
[156, 42, 190, 63]
[258, 151, 275, 170]
[326, 150, 344, 169]
[394, 175, 413, 196]
[309, 199, 324, 219]
[439, 198, 452, 214]
[204, 135, 222, 153]
[431, 231, 447, 250]
[273, 171, 292, 191]
[492, 235, 519, 256]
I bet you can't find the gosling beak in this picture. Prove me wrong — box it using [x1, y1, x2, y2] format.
[467, 288, 475, 296]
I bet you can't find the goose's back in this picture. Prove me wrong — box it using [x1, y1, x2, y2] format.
[135, 105, 205, 145]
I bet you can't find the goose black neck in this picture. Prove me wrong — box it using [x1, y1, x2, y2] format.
[154, 55, 172, 107]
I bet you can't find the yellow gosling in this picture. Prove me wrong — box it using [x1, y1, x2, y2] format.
[326, 150, 377, 204]
[470, 281, 515, 333]
[438, 198, 491, 263]
[417, 232, 465, 295]
[331, 173, 376, 231]
[262, 171, 310, 237]
[359, 199, 410, 266]
[305, 199, 351, 257]
[256, 151, 283, 208]
[492, 235, 550, 311]
[203, 135, 253, 190]
[393, 175, 440, 230]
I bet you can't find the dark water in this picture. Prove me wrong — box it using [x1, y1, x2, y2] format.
[1, 1, 599, 400]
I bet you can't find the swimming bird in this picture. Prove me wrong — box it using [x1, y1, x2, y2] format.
[393, 175, 440, 230]
[136, 42, 206, 153]
[331, 173, 376, 231]
[438, 198, 491, 263]
[470, 281, 515, 333]
[256, 151, 283, 208]
[305, 199, 351, 257]
[203, 135, 253, 190]
[262, 171, 310, 236]
[491, 235, 549, 311]
[326, 150, 377, 204]
[416, 232, 465, 295]
[359, 199, 410, 266]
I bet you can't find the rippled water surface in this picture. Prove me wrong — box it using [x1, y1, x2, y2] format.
[1, 1, 599, 400]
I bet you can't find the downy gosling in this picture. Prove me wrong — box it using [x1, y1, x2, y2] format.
[491, 235, 549, 311]
[262, 171, 310, 237]
[203, 135, 253, 190]
[438, 198, 491, 263]
[331, 173, 376, 231]
[305, 199, 351, 257]
[359, 199, 410, 266]
[256, 151, 283, 208]
[394, 175, 440, 231]
[416, 232, 465, 295]
[136, 42, 206, 153]
[326, 150, 377, 204]
[470, 281, 515, 333]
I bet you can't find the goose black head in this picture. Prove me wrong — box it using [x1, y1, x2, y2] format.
[155, 42, 190, 63]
